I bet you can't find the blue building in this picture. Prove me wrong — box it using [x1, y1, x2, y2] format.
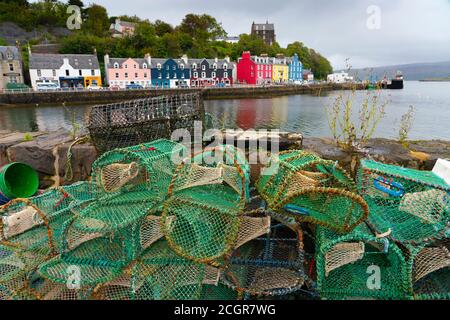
[150, 57, 190, 88]
[288, 53, 303, 82]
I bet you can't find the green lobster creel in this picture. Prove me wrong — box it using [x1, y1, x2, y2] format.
[221, 217, 307, 297]
[405, 239, 449, 300]
[315, 224, 412, 300]
[0, 163, 39, 200]
[91, 139, 186, 198]
[0, 182, 100, 299]
[162, 145, 249, 266]
[92, 240, 223, 300]
[256, 150, 368, 233]
[357, 159, 450, 245]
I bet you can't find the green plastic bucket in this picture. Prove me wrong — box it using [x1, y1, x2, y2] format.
[0, 163, 39, 200]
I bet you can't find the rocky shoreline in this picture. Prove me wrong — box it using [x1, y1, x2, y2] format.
[1, 129, 449, 189]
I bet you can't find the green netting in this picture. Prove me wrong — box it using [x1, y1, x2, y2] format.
[357, 159, 450, 245]
[93, 240, 223, 300]
[256, 150, 368, 233]
[221, 219, 307, 297]
[161, 145, 249, 265]
[405, 240, 450, 300]
[315, 223, 412, 300]
[91, 139, 186, 196]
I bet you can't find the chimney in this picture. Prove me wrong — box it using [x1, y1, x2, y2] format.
[104, 54, 110, 67]
[181, 54, 188, 64]
[215, 57, 218, 63]
[93, 47, 97, 55]
[225, 56, 230, 63]
[145, 53, 152, 65]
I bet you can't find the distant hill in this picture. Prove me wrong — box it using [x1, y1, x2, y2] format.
[342, 61, 450, 81]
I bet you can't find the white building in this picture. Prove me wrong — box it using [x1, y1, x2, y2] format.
[327, 71, 354, 84]
[29, 53, 102, 90]
[214, 36, 240, 44]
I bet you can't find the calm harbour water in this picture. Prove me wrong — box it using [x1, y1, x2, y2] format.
[0, 81, 449, 140]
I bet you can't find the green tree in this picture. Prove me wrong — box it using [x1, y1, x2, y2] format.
[178, 14, 226, 42]
[67, 0, 83, 7]
[84, 4, 109, 37]
[154, 20, 173, 37]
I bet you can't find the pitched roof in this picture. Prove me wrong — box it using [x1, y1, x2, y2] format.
[29, 53, 100, 70]
[109, 57, 148, 68]
[0, 46, 21, 60]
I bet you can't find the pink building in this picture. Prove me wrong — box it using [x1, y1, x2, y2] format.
[104, 54, 152, 88]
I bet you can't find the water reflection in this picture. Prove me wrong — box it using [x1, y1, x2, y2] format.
[0, 82, 449, 140]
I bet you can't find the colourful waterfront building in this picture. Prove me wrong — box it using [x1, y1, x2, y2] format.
[237, 52, 272, 85]
[104, 54, 152, 88]
[288, 53, 303, 82]
[0, 46, 24, 90]
[150, 56, 190, 88]
[29, 52, 101, 90]
[189, 57, 233, 87]
[270, 55, 289, 83]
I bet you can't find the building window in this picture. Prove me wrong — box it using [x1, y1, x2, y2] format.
[157, 63, 162, 70]
[9, 64, 14, 72]
[135, 73, 138, 78]
[166, 65, 170, 70]
[134, 64, 137, 69]
[143, 63, 147, 69]
[193, 72, 198, 78]
[114, 63, 119, 69]
[91, 70, 95, 76]
[115, 73, 119, 78]
[224, 72, 228, 78]
[159, 73, 162, 79]
[37, 70, 42, 77]
[66, 70, 70, 76]
[201, 72, 206, 78]
[52, 70, 56, 77]
[212, 72, 216, 78]
[144, 73, 147, 78]
[125, 64, 128, 69]
[125, 73, 128, 78]
[223, 64, 227, 70]
[192, 63, 197, 70]
[180, 64, 184, 70]
[173, 65, 176, 70]
[213, 63, 217, 70]
[6, 52, 13, 59]
[202, 65, 206, 71]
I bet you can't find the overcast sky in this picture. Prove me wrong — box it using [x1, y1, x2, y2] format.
[54, 0, 450, 69]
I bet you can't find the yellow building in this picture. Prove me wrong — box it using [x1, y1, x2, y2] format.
[270, 56, 289, 83]
[84, 76, 102, 87]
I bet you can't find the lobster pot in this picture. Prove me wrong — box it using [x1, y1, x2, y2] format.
[315, 224, 411, 300]
[221, 220, 307, 297]
[408, 240, 450, 300]
[6, 272, 94, 300]
[256, 150, 368, 233]
[93, 240, 224, 300]
[161, 145, 249, 265]
[357, 159, 450, 245]
[91, 139, 186, 199]
[88, 93, 205, 154]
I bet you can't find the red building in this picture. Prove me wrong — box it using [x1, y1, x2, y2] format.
[237, 52, 272, 85]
